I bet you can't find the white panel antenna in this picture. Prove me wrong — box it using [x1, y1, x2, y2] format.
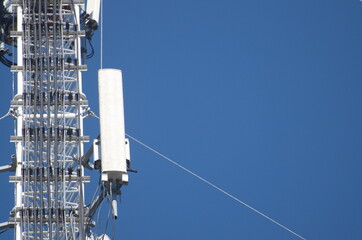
[86, 0, 101, 23]
[98, 69, 128, 184]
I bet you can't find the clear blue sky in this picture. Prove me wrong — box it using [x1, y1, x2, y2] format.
[1, 0, 362, 239]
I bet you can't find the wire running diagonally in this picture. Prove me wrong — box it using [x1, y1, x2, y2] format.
[125, 134, 307, 240]
[0, 110, 11, 121]
[86, 113, 306, 239]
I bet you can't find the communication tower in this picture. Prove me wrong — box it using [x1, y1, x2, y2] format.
[0, 0, 131, 239]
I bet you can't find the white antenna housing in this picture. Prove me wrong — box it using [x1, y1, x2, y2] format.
[98, 69, 128, 184]
[86, 0, 101, 23]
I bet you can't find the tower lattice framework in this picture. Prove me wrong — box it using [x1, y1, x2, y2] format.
[10, 0, 89, 239]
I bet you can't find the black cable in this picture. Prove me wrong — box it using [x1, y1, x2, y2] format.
[2, 55, 13, 65]
[0, 56, 12, 67]
[1, 57, 12, 67]
[86, 39, 95, 59]
[0, 58, 9, 67]
[0, 228, 10, 235]
[0, 49, 16, 67]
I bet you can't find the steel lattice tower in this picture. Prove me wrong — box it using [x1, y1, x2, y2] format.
[10, 0, 89, 239]
[0, 0, 130, 239]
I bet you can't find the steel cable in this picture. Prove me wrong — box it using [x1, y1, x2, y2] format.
[126, 134, 307, 240]
[90, 110, 307, 240]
